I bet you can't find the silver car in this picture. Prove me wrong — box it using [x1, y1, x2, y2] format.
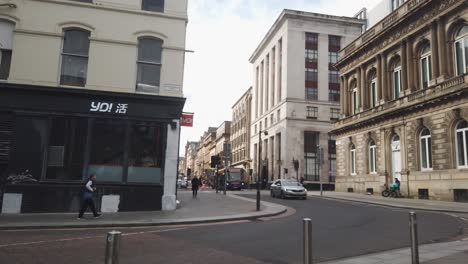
[270, 179, 307, 199]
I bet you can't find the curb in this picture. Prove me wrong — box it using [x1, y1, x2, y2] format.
[310, 194, 468, 214]
[0, 195, 288, 230]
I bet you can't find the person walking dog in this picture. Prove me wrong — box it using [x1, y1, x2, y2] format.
[78, 173, 101, 219]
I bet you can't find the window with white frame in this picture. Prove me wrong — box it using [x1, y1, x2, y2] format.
[369, 140, 377, 174]
[60, 29, 90, 87]
[455, 24, 468, 76]
[420, 128, 432, 170]
[420, 44, 432, 88]
[0, 20, 14, 80]
[393, 61, 402, 98]
[350, 144, 356, 175]
[371, 78, 378, 108]
[456, 120, 468, 168]
[136, 37, 163, 93]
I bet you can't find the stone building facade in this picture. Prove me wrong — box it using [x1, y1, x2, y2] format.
[249, 9, 364, 185]
[334, 0, 468, 201]
[184, 141, 199, 177]
[231, 87, 252, 181]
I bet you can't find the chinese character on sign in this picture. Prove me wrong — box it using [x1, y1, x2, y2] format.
[89, 101, 128, 114]
[115, 104, 128, 114]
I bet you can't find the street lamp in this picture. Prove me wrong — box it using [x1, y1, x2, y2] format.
[257, 130, 268, 211]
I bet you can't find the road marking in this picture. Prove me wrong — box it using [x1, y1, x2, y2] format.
[0, 228, 186, 248]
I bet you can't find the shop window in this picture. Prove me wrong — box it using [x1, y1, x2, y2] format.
[46, 117, 88, 180]
[136, 37, 163, 93]
[418, 189, 429, 200]
[455, 24, 468, 76]
[142, 0, 164, 12]
[60, 29, 90, 87]
[454, 189, 468, 202]
[0, 20, 14, 80]
[127, 122, 164, 184]
[89, 119, 125, 182]
[8, 117, 48, 183]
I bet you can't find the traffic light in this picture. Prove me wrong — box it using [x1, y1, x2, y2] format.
[211, 155, 220, 168]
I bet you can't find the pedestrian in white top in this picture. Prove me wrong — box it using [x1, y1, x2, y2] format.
[77, 174, 101, 219]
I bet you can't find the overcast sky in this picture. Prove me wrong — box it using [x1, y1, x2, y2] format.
[180, 0, 381, 154]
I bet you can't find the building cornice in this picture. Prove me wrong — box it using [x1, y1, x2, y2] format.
[249, 9, 364, 63]
[31, 0, 188, 22]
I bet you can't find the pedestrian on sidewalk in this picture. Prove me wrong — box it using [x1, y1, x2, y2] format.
[78, 173, 101, 219]
[191, 176, 200, 198]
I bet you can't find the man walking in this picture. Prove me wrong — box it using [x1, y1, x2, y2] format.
[191, 176, 200, 198]
[78, 173, 101, 219]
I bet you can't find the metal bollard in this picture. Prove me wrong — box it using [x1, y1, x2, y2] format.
[409, 212, 419, 264]
[105, 230, 122, 264]
[320, 182, 323, 196]
[303, 218, 313, 264]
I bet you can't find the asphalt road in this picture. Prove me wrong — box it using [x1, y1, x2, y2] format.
[0, 193, 464, 264]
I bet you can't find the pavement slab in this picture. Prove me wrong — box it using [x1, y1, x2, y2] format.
[0, 190, 287, 229]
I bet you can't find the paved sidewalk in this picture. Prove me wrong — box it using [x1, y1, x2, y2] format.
[309, 191, 468, 213]
[0, 190, 287, 229]
[322, 239, 468, 264]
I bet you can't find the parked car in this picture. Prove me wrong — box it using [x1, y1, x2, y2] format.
[270, 179, 307, 199]
[177, 177, 188, 189]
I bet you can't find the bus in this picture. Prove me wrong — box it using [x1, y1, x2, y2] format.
[209, 167, 245, 190]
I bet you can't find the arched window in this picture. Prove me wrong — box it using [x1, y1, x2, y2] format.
[456, 120, 468, 168]
[350, 144, 356, 175]
[420, 44, 432, 88]
[0, 20, 14, 80]
[369, 71, 378, 108]
[420, 128, 432, 170]
[136, 37, 163, 93]
[60, 28, 90, 87]
[455, 24, 468, 76]
[392, 59, 402, 99]
[351, 80, 358, 114]
[368, 140, 377, 174]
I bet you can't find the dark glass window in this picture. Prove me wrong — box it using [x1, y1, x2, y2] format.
[89, 119, 125, 182]
[328, 35, 341, 52]
[8, 117, 48, 183]
[330, 108, 340, 120]
[306, 87, 318, 101]
[46, 117, 88, 181]
[306, 106, 318, 119]
[0, 20, 14, 80]
[137, 37, 163, 92]
[142, 0, 165, 12]
[0, 50, 11, 80]
[127, 122, 164, 184]
[60, 29, 90, 87]
[304, 131, 319, 181]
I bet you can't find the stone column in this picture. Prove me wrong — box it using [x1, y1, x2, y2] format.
[430, 21, 439, 80]
[357, 67, 363, 111]
[437, 17, 447, 80]
[340, 76, 345, 116]
[401, 40, 408, 93]
[343, 75, 349, 116]
[376, 55, 382, 103]
[406, 38, 415, 91]
[381, 53, 388, 101]
[360, 65, 367, 110]
[162, 120, 180, 211]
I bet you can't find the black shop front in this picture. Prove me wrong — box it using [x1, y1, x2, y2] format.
[0, 83, 185, 213]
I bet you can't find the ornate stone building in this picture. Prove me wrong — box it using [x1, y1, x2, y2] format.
[334, 0, 468, 201]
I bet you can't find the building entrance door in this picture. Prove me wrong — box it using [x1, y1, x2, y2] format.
[391, 135, 401, 182]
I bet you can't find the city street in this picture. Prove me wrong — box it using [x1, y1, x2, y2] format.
[0, 191, 464, 264]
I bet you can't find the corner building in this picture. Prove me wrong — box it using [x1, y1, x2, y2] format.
[0, 0, 187, 213]
[334, 0, 468, 201]
[249, 10, 364, 185]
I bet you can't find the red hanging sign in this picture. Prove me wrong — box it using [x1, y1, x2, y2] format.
[181, 113, 194, 127]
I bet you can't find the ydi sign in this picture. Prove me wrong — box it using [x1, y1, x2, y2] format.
[90, 101, 128, 114]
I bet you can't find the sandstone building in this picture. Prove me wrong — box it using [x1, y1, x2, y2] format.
[334, 0, 468, 201]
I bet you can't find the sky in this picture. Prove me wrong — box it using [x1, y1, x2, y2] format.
[180, 0, 381, 154]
